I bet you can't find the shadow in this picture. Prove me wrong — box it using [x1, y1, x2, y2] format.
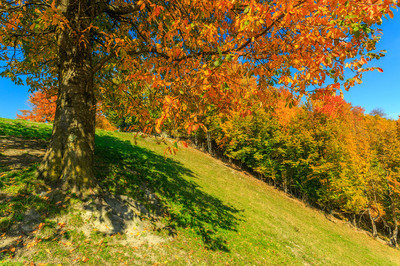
[0, 120, 70, 259]
[0, 118, 241, 253]
[0, 166, 71, 260]
[94, 134, 242, 251]
[0, 137, 47, 171]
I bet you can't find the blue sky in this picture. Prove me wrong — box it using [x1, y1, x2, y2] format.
[342, 10, 400, 119]
[0, 11, 399, 120]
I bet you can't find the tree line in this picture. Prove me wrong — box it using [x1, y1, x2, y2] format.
[192, 88, 400, 247]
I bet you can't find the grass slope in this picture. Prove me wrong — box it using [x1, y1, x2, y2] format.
[0, 117, 399, 264]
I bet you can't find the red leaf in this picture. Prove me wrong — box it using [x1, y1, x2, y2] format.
[181, 141, 189, 148]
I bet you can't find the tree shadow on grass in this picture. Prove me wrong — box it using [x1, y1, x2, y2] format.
[94, 134, 242, 251]
[0, 137, 47, 172]
[0, 165, 71, 260]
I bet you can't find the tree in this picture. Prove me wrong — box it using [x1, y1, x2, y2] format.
[17, 91, 57, 122]
[0, 0, 397, 194]
[369, 108, 387, 118]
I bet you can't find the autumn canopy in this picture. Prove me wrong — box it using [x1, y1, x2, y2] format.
[0, 0, 398, 193]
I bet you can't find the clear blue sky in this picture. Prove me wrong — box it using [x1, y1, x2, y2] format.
[343, 10, 400, 120]
[0, 11, 399, 120]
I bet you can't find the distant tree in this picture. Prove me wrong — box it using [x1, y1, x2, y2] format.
[369, 108, 387, 118]
[17, 91, 56, 123]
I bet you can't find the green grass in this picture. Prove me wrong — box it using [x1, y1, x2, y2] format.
[0, 118, 52, 140]
[0, 117, 399, 264]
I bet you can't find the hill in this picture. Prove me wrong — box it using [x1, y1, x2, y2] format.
[0, 117, 399, 264]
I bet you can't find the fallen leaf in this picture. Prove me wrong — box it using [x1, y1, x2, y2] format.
[69, 248, 77, 254]
[37, 223, 45, 230]
[58, 222, 66, 228]
[27, 238, 41, 249]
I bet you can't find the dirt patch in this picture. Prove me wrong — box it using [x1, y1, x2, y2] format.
[0, 136, 47, 171]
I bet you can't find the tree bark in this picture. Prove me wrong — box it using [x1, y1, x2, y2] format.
[386, 177, 398, 247]
[390, 197, 398, 247]
[207, 131, 212, 155]
[37, 0, 96, 195]
[368, 208, 378, 238]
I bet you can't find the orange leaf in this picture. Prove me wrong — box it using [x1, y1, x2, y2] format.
[37, 223, 45, 230]
[58, 222, 66, 228]
[181, 141, 189, 148]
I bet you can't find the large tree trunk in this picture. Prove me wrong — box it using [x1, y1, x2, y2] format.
[37, 0, 96, 194]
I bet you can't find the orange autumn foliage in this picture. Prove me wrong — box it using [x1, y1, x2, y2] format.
[313, 93, 348, 120]
[95, 113, 117, 131]
[3, 0, 393, 135]
[17, 91, 56, 123]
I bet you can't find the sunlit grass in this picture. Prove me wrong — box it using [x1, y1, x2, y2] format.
[0, 118, 399, 264]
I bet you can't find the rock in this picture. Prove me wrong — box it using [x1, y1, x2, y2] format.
[20, 209, 41, 233]
[73, 193, 167, 246]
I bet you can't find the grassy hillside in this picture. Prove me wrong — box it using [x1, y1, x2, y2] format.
[0, 117, 399, 264]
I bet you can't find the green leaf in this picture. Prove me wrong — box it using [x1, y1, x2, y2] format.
[354, 29, 360, 38]
[214, 59, 222, 67]
[223, 82, 230, 90]
[218, 47, 222, 58]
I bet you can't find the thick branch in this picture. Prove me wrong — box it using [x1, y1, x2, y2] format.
[104, 3, 140, 16]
